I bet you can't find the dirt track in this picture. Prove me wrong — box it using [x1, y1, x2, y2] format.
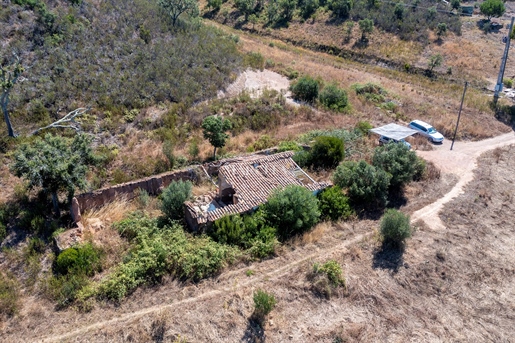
[412, 132, 515, 230]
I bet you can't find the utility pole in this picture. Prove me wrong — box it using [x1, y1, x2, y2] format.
[493, 16, 515, 104]
[451, 81, 468, 151]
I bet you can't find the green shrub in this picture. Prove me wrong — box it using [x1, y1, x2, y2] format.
[211, 212, 278, 258]
[0, 223, 6, 243]
[292, 150, 311, 168]
[319, 84, 349, 112]
[313, 260, 345, 287]
[352, 83, 387, 103]
[160, 180, 193, 222]
[253, 135, 275, 151]
[372, 142, 418, 187]
[503, 78, 513, 88]
[354, 121, 373, 136]
[253, 289, 276, 321]
[99, 216, 239, 300]
[263, 185, 320, 240]
[0, 272, 20, 317]
[212, 214, 246, 246]
[380, 209, 412, 246]
[55, 243, 102, 277]
[310, 136, 345, 169]
[311, 259, 345, 299]
[277, 140, 302, 152]
[244, 51, 265, 71]
[333, 160, 391, 206]
[291, 76, 319, 103]
[318, 186, 354, 221]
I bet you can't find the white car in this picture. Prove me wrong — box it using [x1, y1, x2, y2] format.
[408, 120, 444, 143]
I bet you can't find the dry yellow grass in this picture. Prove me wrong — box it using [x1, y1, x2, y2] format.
[82, 197, 137, 226]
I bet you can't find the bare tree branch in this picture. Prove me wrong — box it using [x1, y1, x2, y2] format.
[31, 107, 91, 136]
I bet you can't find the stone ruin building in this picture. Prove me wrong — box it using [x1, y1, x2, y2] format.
[184, 151, 329, 231]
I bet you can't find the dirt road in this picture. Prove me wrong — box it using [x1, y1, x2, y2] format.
[412, 132, 515, 229]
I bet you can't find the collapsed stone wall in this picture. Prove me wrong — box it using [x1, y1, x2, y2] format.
[74, 168, 198, 214]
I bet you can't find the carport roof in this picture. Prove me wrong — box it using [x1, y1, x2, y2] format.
[369, 123, 418, 141]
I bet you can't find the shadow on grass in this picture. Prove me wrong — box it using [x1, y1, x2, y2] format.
[494, 103, 515, 131]
[372, 242, 405, 273]
[241, 318, 265, 343]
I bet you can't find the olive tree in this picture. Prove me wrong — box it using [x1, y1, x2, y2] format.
[158, 0, 199, 26]
[358, 18, 374, 42]
[262, 185, 320, 240]
[480, 0, 505, 20]
[10, 134, 95, 216]
[372, 142, 418, 188]
[333, 160, 391, 206]
[202, 115, 232, 159]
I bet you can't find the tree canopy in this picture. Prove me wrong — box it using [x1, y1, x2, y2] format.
[372, 142, 418, 188]
[158, 0, 199, 26]
[10, 134, 95, 214]
[480, 0, 505, 20]
[202, 115, 232, 159]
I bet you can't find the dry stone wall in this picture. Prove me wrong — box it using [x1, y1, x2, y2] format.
[74, 168, 198, 213]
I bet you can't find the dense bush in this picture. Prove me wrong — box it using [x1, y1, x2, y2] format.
[160, 180, 193, 222]
[317, 186, 354, 221]
[2, 0, 241, 121]
[290, 76, 319, 103]
[333, 160, 391, 206]
[372, 142, 418, 187]
[262, 185, 320, 240]
[211, 211, 278, 258]
[354, 121, 373, 136]
[298, 128, 363, 158]
[352, 83, 388, 103]
[55, 243, 102, 276]
[380, 209, 411, 246]
[319, 84, 349, 112]
[253, 289, 276, 322]
[309, 136, 345, 169]
[97, 215, 239, 300]
[329, 0, 353, 18]
[277, 140, 302, 152]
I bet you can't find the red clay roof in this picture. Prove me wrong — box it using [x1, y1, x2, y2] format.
[185, 152, 329, 225]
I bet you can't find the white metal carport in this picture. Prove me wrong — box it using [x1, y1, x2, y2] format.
[369, 123, 417, 140]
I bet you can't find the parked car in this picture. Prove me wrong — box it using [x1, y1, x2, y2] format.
[408, 120, 444, 143]
[378, 136, 412, 150]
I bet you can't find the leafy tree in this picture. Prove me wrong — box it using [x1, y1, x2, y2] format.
[318, 186, 353, 221]
[161, 180, 192, 221]
[267, 0, 280, 23]
[319, 83, 349, 112]
[10, 134, 94, 215]
[480, 0, 505, 20]
[372, 142, 418, 187]
[300, 0, 319, 19]
[262, 185, 320, 240]
[358, 18, 374, 41]
[158, 0, 199, 26]
[290, 76, 319, 103]
[427, 53, 443, 72]
[1, 57, 24, 137]
[436, 22, 447, 39]
[329, 0, 353, 18]
[310, 136, 345, 169]
[207, 0, 222, 11]
[202, 115, 232, 159]
[235, 0, 256, 21]
[278, 0, 297, 22]
[451, 0, 460, 11]
[380, 208, 411, 247]
[394, 2, 405, 20]
[333, 160, 391, 206]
